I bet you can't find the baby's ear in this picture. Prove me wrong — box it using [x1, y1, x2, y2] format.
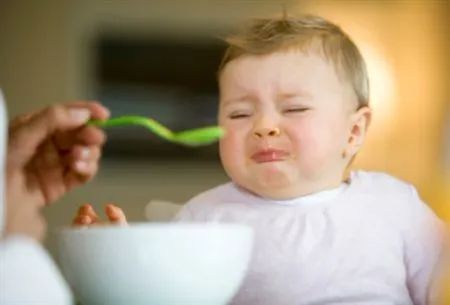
[347, 106, 372, 156]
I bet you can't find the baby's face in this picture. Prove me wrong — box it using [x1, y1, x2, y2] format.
[218, 50, 361, 199]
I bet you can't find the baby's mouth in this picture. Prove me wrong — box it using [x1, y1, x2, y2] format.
[251, 149, 290, 163]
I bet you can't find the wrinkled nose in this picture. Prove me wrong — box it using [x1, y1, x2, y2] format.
[253, 127, 281, 138]
[252, 113, 281, 139]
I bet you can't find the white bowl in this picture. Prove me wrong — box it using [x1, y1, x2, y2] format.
[57, 223, 253, 305]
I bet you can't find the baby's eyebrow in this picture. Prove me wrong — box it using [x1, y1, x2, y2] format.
[221, 95, 254, 106]
[221, 91, 312, 107]
[278, 91, 312, 100]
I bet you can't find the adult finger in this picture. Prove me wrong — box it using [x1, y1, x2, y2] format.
[70, 160, 99, 179]
[54, 125, 106, 150]
[70, 145, 101, 164]
[9, 101, 109, 164]
[32, 138, 66, 204]
[51, 100, 109, 150]
[63, 169, 91, 193]
[9, 111, 39, 133]
[65, 101, 110, 120]
[8, 105, 92, 168]
[60, 145, 101, 189]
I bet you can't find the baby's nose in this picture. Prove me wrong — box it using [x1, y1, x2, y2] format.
[253, 127, 281, 138]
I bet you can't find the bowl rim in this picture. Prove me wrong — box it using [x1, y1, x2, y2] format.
[57, 222, 253, 234]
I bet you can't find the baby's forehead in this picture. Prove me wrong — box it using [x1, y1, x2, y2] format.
[221, 50, 348, 87]
[219, 48, 358, 106]
[220, 48, 342, 83]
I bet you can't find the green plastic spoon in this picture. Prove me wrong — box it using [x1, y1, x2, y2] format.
[89, 115, 224, 147]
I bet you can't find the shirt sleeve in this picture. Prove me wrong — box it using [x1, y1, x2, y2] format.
[404, 186, 446, 305]
[172, 200, 209, 222]
[0, 235, 73, 305]
[172, 187, 216, 222]
[172, 193, 215, 223]
[172, 203, 195, 222]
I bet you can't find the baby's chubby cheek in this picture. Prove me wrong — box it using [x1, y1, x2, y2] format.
[289, 129, 328, 166]
[294, 127, 343, 175]
[219, 133, 247, 172]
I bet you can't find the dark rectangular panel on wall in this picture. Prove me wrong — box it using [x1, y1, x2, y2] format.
[95, 36, 226, 161]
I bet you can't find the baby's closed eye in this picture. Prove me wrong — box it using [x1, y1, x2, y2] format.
[228, 111, 252, 119]
[282, 106, 310, 114]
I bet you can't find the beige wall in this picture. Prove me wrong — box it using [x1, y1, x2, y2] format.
[299, 0, 450, 213]
[0, 0, 448, 257]
[0, 0, 294, 256]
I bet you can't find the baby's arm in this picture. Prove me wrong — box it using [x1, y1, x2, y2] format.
[403, 186, 446, 305]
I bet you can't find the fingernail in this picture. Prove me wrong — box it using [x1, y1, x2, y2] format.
[103, 107, 111, 118]
[81, 147, 90, 159]
[75, 161, 89, 172]
[70, 108, 90, 123]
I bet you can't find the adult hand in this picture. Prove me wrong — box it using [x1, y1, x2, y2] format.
[4, 102, 109, 241]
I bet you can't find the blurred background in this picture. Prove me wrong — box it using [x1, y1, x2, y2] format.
[0, 0, 449, 259]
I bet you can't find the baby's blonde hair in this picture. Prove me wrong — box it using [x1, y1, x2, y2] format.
[218, 15, 370, 108]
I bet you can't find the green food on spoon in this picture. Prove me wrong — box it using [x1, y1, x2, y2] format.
[89, 116, 224, 147]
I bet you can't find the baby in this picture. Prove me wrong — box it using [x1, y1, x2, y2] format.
[75, 15, 444, 305]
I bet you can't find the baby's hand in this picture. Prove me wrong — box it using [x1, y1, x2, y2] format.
[72, 203, 127, 226]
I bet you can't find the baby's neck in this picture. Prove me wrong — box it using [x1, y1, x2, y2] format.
[243, 175, 351, 201]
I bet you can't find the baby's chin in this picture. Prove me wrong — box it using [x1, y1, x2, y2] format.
[243, 166, 339, 199]
[243, 170, 304, 199]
